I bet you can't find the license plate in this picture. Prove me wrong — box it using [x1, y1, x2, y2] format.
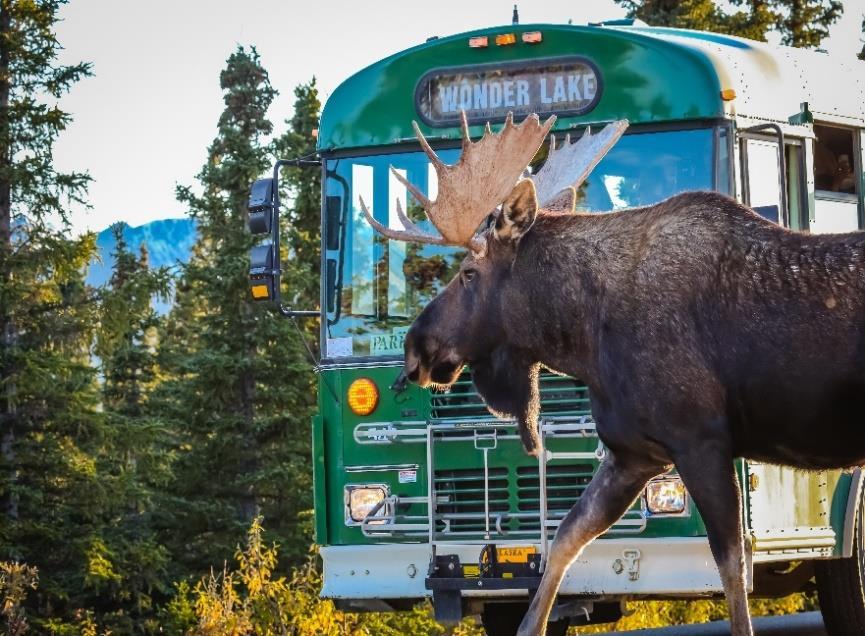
[497, 546, 536, 563]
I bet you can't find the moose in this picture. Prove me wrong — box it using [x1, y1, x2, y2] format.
[360, 112, 865, 636]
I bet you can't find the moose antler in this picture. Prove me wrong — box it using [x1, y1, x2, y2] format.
[359, 111, 556, 253]
[531, 120, 629, 209]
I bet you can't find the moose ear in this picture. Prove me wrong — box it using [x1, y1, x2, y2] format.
[495, 179, 538, 242]
[544, 187, 576, 213]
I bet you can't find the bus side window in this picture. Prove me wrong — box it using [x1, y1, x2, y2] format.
[742, 138, 783, 224]
[811, 125, 861, 234]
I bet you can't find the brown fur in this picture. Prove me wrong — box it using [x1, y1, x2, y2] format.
[403, 188, 865, 636]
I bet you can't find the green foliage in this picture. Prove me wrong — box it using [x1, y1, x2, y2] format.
[0, 561, 38, 635]
[616, 0, 844, 47]
[0, 1, 114, 630]
[170, 518, 480, 636]
[615, 0, 775, 40]
[156, 46, 316, 578]
[584, 594, 817, 632]
[273, 79, 322, 316]
[771, 0, 843, 48]
[0, 0, 91, 235]
[85, 226, 175, 632]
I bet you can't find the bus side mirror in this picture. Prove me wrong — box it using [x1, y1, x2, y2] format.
[248, 178, 274, 234]
[248, 178, 278, 302]
[249, 243, 275, 301]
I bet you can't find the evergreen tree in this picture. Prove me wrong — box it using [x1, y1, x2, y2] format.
[0, 0, 119, 629]
[274, 78, 321, 317]
[615, 0, 775, 40]
[157, 47, 316, 575]
[89, 225, 174, 631]
[616, 0, 843, 47]
[772, 0, 843, 48]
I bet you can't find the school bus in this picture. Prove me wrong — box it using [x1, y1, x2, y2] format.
[247, 19, 865, 635]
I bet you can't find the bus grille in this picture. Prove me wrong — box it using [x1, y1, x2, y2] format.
[435, 468, 509, 533]
[433, 463, 595, 535]
[429, 370, 591, 420]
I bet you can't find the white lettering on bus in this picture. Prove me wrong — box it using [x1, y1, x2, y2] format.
[459, 83, 472, 110]
[583, 74, 597, 100]
[539, 76, 551, 104]
[517, 79, 530, 106]
[503, 80, 515, 107]
[568, 74, 582, 101]
[553, 76, 566, 102]
[439, 85, 458, 113]
[435, 67, 597, 115]
[489, 81, 503, 108]
[473, 83, 487, 109]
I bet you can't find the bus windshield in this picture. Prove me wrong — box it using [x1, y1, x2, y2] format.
[323, 127, 717, 359]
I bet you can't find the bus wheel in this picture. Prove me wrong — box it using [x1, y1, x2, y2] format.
[479, 602, 569, 636]
[816, 492, 865, 635]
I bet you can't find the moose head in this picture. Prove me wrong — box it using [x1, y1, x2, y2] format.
[360, 112, 627, 455]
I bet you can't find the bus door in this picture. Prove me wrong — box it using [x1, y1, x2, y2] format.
[738, 129, 809, 230]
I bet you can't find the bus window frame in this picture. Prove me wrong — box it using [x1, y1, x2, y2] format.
[318, 119, 733, 365]
[785, 140, 810, 232]
[811, 123, 863, 232]
[714, 122, 735, 196]
[738, 128, 788, 226]
[737, 130, 809, 230]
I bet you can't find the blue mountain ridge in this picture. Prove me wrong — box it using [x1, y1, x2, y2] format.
[87, 218, 197, 314]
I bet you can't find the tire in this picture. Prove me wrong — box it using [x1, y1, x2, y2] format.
[816, 490, 865, 636]
[480, 602, 569, 636]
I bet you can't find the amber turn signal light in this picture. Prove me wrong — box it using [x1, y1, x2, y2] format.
[347, 378, 379, 416]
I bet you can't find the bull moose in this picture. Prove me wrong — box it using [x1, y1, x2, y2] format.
[360, 112, 865, 636]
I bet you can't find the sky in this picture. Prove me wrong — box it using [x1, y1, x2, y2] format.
[53, 0, 864, 235]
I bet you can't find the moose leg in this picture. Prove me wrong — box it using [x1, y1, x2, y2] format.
[674, 445, 753, 636]
[517, 451, 663, 636]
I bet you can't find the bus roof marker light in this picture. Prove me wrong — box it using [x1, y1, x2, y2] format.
[469, 36, 488, 48]
[720, 88, 737, 101]
[521, 31, 542, 44]
[495, 33, 517, 46]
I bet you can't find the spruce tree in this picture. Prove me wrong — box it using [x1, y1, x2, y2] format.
[615, 0, 775, 40]
[157, 47, 316, 574]
[0, 0, 118, 628]
[274, 78, 321, 317]
[90, 225, 174, 630]
[616, 0, 843, 47]
[772, 0, 843, 48]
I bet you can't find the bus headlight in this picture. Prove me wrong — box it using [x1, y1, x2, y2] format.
[645, 477, 687, 515]
[345, 485, 388, 524]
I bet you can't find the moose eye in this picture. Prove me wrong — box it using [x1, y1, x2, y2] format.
[462, 269, 477, 285]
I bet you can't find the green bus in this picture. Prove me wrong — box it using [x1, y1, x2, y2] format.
[248, 19, 865, 635]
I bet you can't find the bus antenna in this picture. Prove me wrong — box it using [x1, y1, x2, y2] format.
[512, 4, 519, 25]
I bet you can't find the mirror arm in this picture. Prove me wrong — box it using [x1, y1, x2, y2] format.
[278, 307, 319, 318]
[271, 156, 322, 319]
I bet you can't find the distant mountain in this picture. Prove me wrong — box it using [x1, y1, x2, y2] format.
[87, 218, 197, 314]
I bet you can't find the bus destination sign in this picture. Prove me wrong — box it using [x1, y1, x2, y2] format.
[415, 56, 602, 127]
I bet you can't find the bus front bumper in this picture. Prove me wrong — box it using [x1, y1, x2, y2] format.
[320, 536, 729, 601]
